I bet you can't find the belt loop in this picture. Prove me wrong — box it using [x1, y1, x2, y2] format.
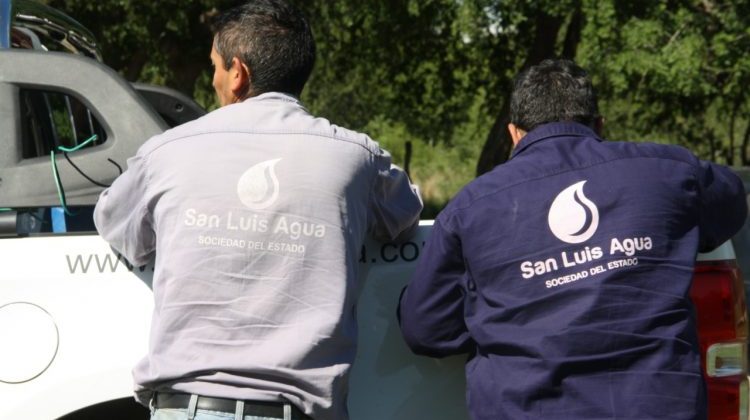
[148, 394, 156, 416]
[187, 394, 199, 420]
[283, 403, 291, 420]
[234, 400, 245, 420]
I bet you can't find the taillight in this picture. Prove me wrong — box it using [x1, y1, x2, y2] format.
[691, 259, 749, 420]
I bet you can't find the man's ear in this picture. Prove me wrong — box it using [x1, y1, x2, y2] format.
[229, 57, 251, 100]
[508, 123, 527, 146]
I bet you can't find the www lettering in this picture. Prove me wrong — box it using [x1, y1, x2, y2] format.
[66, 254, 150, 274]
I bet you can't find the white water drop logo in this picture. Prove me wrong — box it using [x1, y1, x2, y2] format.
[547, 180, 599, 244]
[237, 158, 281, 210]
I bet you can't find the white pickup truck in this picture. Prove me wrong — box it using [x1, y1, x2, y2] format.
[1, 2, 748, 419]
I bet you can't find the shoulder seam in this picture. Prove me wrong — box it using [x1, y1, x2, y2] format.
[444, 154, 697, 218]
[142, 129, 381, 157]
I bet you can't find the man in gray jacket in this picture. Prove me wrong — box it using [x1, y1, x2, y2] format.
[93, 1, 422, 419]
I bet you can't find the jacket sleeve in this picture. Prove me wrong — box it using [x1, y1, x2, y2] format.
[697, 160, 748, 252]
[398, 218, 474, 357]
[369, 147, 423, 242]
[93, 151, 156, 266]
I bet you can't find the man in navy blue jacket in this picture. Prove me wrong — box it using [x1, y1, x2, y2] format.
[398, 59, 748, 419]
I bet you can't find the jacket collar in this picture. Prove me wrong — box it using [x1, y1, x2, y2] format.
[246, 91, 301, 105]
[510, 122, 602, 159]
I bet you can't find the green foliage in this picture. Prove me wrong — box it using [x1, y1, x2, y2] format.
[578, 0, 750, 164]
[43, 0, 228, 102]
[300, 1, 487, 146]
[42, 0, 750, 215]
[364, 88, 491, 216]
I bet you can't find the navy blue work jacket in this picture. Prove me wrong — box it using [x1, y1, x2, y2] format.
[399, 122, 747, 419]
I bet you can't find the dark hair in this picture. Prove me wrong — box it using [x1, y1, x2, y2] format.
[509, 59, 598, 132]
[211, 0, 315, 97]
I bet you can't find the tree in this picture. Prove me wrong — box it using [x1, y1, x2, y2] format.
[577, 0, 750, 165]
[472, 0, 750, 172]
[44, 0, 231, 108]
[44, 0, 750, 213]
[472, 0, 584, 175]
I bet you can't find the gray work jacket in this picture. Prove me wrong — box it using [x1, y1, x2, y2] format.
[94, 92, 423, 420]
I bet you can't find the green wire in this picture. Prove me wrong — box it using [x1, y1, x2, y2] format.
[50, 150, 75, 216]
[50, 133, 98, 216]
[57, 134, 98, 153]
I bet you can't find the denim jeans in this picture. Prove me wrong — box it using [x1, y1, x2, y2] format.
[151, 408, 281, 420]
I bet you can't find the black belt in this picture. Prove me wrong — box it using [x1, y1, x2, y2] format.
[154, 392, 310, 419]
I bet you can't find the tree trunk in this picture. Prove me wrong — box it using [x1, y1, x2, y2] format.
[123, 49, 148, 82]
[727, 98, 741, 166]
[741, 120, 750, 165]
[562, 2, 583, 59]
[476, 7, 582, 176]
[476, 101, 512, 177]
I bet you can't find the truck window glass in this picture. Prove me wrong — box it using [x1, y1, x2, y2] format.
[13, 206, 97, 235]
[19, 88, 107, 159]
